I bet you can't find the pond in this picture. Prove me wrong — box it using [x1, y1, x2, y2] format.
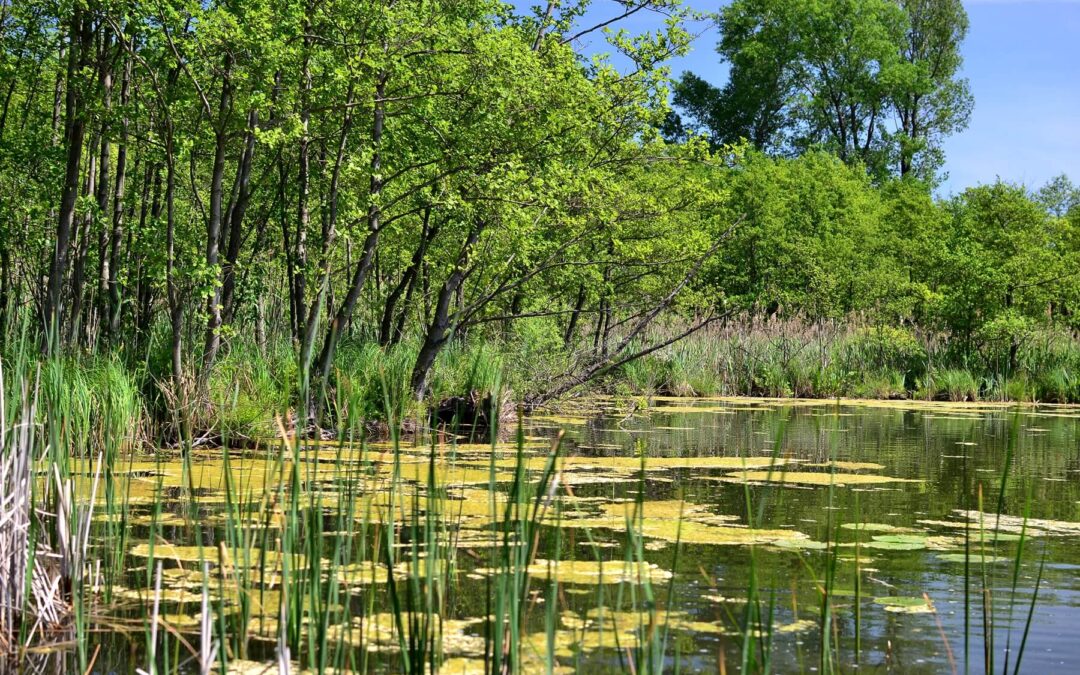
[74, 397, 1080, 673]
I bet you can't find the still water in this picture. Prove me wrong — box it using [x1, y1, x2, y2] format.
[79, 397, 1080, 673]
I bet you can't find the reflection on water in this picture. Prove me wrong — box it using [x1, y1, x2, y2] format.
[79, 398, 1080, 673]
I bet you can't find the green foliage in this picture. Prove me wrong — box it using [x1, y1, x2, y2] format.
[707, 151, 895, 316]
[673, 0, 972, 182]
[207, 341, 296, 438]
[927, 368, 979, 402]
[333, 341, 415, 424]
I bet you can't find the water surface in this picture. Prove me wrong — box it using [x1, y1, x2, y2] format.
[81, 397, 1080, 673]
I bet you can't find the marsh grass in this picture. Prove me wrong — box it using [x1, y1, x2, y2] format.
[613, 316, 1080, 403]
[5, 314, 1078, 451]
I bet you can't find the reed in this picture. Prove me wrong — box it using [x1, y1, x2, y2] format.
[613, 315, 1080, 403]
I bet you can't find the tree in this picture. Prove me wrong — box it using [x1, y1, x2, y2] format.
[670, 0, 972, 182]
[671, 0, 802, 152]
[889, 0, 973, 180]
[1036, 174, 1080, 218]
[941, 182, 1064, 371]
[704, 151, 891, 319]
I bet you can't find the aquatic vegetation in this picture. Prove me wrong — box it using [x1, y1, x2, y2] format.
[2, 362, 1075, 674]
[937, 553, 1011, 564]
[553, 499, 812, 547]
[874, 596, 936, 614]
[859, 540, 924, 551]
[840, 522, 911, 533]
[950, 511, 1080, 537]
[476, 559, 672, 585]
[713, 470, 918, 487]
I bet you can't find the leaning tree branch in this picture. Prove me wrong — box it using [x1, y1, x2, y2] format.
[526, 310, 735, 408]
[610, 215, 744, 358]
[525, 214, 745, 407]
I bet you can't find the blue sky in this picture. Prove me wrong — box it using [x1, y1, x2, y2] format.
[514, 1, 1080, 194]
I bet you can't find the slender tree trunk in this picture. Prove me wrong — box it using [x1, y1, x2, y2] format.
[198, 59, 233, 390]
[312, 74, 386, 387]
[0, 46, 22, 141]
[410, 225, 482, 399]
[67, 135, 98, 344]
[255, 295, 266, 356]
[0, 245, 9, 346]
[379, 208, 435, 345]
[292, 29, 313, 348]
[591, 297, 606, 354]
[563, 283, 586, 348]
[44, 8, 90, 347]
[107, 48, 131, 341]
[279, 156, 296, 342]
[164, 121, 183, 396]
[221, 110, 258, 326]
[94, 31, 113, 344]
[50, 45, 65, 142]
[299, 84, 354, 382]
[135, 164, 161, 349]
[0, 25, 19, 344]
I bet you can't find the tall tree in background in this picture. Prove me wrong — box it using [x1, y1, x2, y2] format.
[670, 0, 972, 182]
[890, 0, 972, 179]
[671, 0, 801, 151]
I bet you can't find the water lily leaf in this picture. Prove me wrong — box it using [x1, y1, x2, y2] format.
[841, 522, 909, 533]
[937, 553, 1010, 564]
[872, 534, 927, 545]
[874, 596, 935, 614]
[715, 471, 918, 487]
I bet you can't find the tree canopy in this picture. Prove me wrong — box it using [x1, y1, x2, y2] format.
[670, 0, 973, 183]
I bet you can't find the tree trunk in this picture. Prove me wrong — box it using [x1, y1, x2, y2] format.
[198, 58, 233, 390]
[107, 48, 131, 341]
[298, 84, 354, 381]
[312, 74, 386, 388]
[134, 164, 161, 350]
[563, 283, 586, 348]
[221, 109, 258, 326]
[0, 244, 9, 346]
[67, 135, 98, 345]
[94, 31, 113, 343]
[379, 208, 435, 345]
[292, 28, 313, 348]
[165, 134, 183, 395]
[410, 226, 482, 399]
[44, 8, 90, 347]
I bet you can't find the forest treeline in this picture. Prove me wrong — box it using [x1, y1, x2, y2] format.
[1, 0, 1079, 434]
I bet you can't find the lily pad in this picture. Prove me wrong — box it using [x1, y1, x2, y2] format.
[716, 470, 918, 487]
[841, 522, 908, 533]
[874, 596, 935, 614]
[937, 553, 1010, 564]
[476, 559, 672, 585]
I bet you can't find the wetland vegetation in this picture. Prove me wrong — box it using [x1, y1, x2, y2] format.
[2, 0, 1080, 672]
